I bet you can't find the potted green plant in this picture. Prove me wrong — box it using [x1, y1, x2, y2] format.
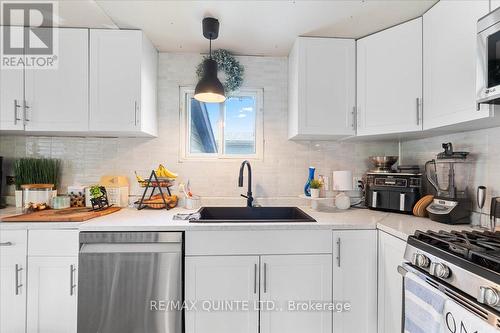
[13, 158, 61, 207]
[309, 179, 323, 198]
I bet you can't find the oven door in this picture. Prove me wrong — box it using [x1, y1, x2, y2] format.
[398, 263, 500, 332]
[478, 10, 500, 105]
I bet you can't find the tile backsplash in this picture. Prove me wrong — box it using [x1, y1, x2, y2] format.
[401, 126, 500, 218]
[0, 52, 397, 203]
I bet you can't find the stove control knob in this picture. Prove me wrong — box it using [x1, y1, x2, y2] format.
[478, 287, 500, 307]
[412, 253, 430, 268]
[429, 262, 451, 279]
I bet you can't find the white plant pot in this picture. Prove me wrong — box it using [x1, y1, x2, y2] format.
[15, 190, 23, 208]
[310, 189, 320, 198]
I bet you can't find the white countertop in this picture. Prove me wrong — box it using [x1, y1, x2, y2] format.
[0, 205, 481, 241]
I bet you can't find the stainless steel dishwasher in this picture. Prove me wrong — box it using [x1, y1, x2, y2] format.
[77, 232, 183, 333]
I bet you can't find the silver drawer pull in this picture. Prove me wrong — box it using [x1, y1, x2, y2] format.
[15, 264, 23, 295]
[0, 242, 13, 246]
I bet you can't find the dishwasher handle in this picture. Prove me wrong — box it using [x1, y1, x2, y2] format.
[79, 232, 183, 244]
[80, 242, 182, 254]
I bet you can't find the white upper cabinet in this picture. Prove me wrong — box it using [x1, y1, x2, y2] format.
[90, 29, 158, 137]
[288, 37, 355, 140]
[423, 0, 490, 130]
[356, 18, 423, 136]
[0, 26, 25, 132]
[24, 28, 89, 133]
[333, 230, 377, 333]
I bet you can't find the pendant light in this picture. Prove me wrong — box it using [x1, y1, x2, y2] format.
[194, 17, 226, 103]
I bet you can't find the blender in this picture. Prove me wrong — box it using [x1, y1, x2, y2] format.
[425, 143, 472, 224]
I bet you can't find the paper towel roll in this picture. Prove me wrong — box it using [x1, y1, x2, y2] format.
[333, 171, 353, 191]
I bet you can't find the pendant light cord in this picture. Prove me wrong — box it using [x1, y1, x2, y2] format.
[209, 38, 212, 59]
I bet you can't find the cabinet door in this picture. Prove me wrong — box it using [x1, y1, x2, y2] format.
[185, 256, 259, 333]
[27, 257, 78, 333]
[332, 230, 377, 333]
[90, 29, 141, 132]
[423, 0, 490, 130]
[0, 230, 27, 333]
[0, 26, 24, 131]
[377, 231, 406, 333]
[289, 37, 355, 139]
[357, 18, 422, 136]
[24, 28, 89, 132]
[260, 254, 332, 333]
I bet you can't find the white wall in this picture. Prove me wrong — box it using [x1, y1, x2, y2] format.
[1, 53, 398, 203]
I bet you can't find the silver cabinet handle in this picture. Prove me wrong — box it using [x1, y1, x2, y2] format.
[254, 263, 257, 294]
[23, 100, 31, 122]
[134, 101, 140, 126]
[336, 238, 341, 267]
[15, 264, 23, 295]
[0, 242, 13, 246]
[14, 100, 22, 124]
[416, 97, 421, 126]
[263, 263, 267, 293]
[351, 106, 357, 130]
[70, 264, 76, 296]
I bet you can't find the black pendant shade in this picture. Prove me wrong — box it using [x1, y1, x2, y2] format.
[194, 17, 226, 103]
[194, 58, 226, 103]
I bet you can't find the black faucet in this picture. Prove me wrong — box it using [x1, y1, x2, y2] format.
[238, 160, 254, 207]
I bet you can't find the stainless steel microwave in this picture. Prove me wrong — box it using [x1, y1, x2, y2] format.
[477, 8, 500, 105]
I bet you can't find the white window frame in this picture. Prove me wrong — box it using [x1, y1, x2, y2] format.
[179, 87, 264, 161]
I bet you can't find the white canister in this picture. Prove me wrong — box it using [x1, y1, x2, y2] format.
[335, 193, 351, 210]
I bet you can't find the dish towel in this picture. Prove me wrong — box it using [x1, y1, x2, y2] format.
[404, 272, 447, 333]
[173, 212, 201, 221]
[440, 299, 497, 333]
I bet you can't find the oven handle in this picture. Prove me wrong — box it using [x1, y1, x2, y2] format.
[398, 264, 500, 329]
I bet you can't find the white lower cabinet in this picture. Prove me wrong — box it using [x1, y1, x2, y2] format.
[0, 230, 28, 333]
[26, 257, 78, 333]
[260, 255, 332, 333]
[185, 256, 260, 333]
[377, 230, 407, 333]
[332, 230, 377, 333]
[185, 254, 332, 333]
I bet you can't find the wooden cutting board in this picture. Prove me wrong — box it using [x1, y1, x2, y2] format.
[1, 206, 121, 222]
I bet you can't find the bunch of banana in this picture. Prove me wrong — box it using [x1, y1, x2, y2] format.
[155, 164, 178, 179]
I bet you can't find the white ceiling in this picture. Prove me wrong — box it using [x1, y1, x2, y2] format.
[2, 0, 437, 56]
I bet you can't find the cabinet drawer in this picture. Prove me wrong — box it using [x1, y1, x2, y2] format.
[0, 230, 27, 258]
[186, 230, 332, 256]
[28, 230, 79, 256]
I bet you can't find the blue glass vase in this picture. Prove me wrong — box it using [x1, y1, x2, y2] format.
[304, 167, 315, 197]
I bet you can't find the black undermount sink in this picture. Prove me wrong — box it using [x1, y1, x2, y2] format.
[190, 206, 317, 223]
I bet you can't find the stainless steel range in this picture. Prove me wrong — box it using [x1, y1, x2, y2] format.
[401, 230, 500, 329]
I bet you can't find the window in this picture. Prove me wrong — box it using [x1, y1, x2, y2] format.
[180, 88, 263, 160]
